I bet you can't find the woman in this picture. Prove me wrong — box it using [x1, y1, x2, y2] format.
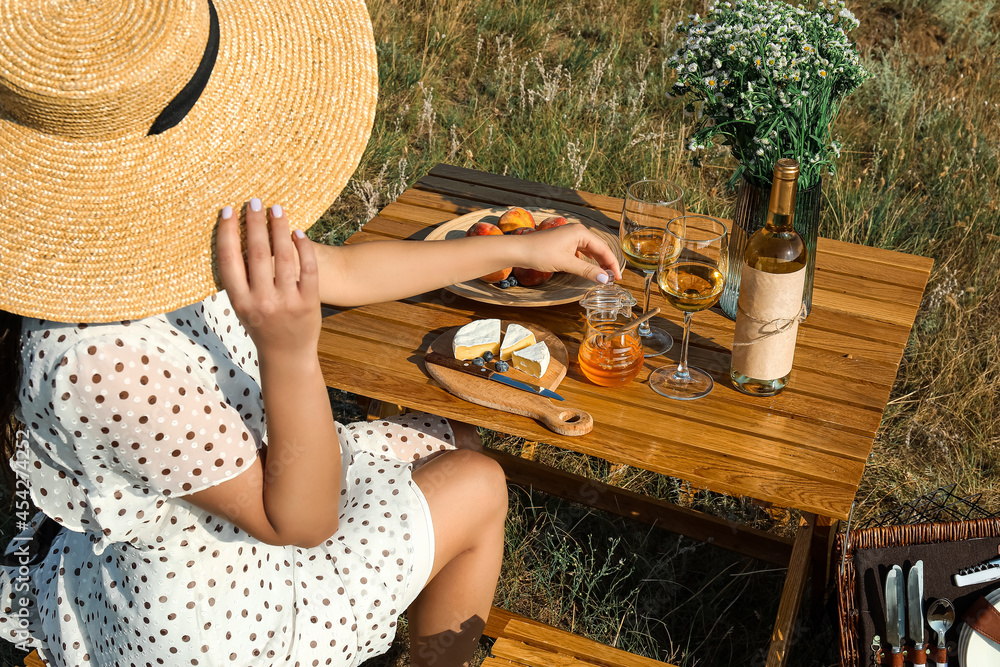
[0, 0, 620, 665]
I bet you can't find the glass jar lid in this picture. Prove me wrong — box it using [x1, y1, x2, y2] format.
[579, 282, 637, 318]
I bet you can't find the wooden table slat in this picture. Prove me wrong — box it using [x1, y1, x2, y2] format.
[816, 236, 935, 274]
[428, 162, 626, 220]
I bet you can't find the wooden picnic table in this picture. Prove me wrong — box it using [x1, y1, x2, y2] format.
[316, 163, 933, 666]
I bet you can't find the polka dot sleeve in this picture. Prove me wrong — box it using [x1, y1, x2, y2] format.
[50, 335, 260, 497]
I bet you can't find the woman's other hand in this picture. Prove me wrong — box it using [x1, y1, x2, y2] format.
[217, 198, 320, 358]
[518, 223, 623, 284]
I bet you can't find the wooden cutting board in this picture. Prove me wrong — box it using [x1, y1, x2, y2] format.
[424, 322, 593, 436]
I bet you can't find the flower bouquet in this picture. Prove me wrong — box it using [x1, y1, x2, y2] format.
[669, 0, 870, 189]
[668, 0, 871, 319]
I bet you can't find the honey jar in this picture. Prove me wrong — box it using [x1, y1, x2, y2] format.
[578, 282, 643, 387]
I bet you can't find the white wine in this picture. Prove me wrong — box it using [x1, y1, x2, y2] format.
[621, 228, 663, 272]
[730, 159, 806, 396]
[657, 261, 725, 312]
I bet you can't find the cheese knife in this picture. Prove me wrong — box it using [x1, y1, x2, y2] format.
[908, 560, 926, 665]
[425, 351, 564, 401]
[886, 565, 906, 667]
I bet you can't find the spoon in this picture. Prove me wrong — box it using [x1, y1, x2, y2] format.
[927, 598, 955, 663]
[605, 307, 661, 341]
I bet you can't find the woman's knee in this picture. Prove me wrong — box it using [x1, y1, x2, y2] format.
[463, 450, 507, 518]
[415, 449, 507, 519]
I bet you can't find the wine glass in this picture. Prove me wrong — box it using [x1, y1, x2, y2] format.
[649, 214, 728, 400]
[620, 180, 685, 357]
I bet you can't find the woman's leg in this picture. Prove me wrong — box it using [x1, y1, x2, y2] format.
[408, 448, 507, 667]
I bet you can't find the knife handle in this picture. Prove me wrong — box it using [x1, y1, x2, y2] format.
[426, 351, 493, 379]
[889, 650, 904, 667]
[930, 646, 947, 664]
[908, 645, 926, 665]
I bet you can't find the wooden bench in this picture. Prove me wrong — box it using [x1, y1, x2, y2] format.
[484, 606, 676, 667]
[17, 609, 673, 667]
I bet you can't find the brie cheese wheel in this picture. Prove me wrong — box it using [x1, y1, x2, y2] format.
[512, 341, 550, 378]
[452, 318, 501, 360]
[499, 323, 536, 361]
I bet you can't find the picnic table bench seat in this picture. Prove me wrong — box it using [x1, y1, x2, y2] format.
[484, 606, 676, 667]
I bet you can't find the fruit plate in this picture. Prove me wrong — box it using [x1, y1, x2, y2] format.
[423, 206, 625, 307]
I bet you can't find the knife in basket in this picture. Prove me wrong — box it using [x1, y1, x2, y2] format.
[425, 351, 564, 401]
[886, 565, 906, 667]
[908, 560, 926, 664]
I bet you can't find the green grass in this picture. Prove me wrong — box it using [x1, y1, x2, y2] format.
[4, 0, 1000, 665]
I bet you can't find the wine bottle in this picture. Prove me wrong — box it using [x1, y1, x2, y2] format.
[730, 158, 806, 396]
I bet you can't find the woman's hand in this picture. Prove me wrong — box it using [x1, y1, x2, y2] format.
[216, 198, 320, 359]
[517, 224, 623, 283]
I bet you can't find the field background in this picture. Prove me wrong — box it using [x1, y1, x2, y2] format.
[3, 0, 999, 665]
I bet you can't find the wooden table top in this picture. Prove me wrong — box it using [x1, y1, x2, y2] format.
[318, 164, 933, 520]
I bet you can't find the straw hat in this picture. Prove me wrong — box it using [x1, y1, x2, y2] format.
[0, 0, 378, 323]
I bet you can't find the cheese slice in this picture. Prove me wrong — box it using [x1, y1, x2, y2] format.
[512, 341, 550, 378]
[499, 323, 536, 361]
[452, 318, 501, 360]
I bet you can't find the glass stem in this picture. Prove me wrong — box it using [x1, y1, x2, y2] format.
[639, 270, 654, 336]
[675, 311, 694, 381]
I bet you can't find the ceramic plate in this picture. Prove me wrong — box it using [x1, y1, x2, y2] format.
[960, 587, 1000, 666]
[423, 207, 625, 307]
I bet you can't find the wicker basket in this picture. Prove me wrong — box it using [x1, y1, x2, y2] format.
[834, 517, 1000, 667]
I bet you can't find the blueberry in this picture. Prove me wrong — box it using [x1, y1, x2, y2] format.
[494, 360, 510, 372]
[507, 276, 518, 287]
[472, 357, 487, 367]
[498, 280, 511, 289]
[482, 351, 494, 362]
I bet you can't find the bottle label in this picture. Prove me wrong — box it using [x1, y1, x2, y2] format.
[731, 264, 806, 380]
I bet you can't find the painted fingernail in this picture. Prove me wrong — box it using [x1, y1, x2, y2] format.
[221, 205, 233, 220]
[596, 272, 609, 284]
[250, 198, 262, 212]
[271, 204, 283, 218]
[293, 230, 306, 239]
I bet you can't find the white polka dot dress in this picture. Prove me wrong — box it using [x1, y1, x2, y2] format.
[0, 291, 457, 666]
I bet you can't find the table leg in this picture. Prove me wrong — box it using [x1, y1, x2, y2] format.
[364, 398, 405, 420]
[766, 512, 816, 667]
[810, 514, 838, 611]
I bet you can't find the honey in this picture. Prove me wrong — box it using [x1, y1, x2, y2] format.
[578, 324, 643, 387]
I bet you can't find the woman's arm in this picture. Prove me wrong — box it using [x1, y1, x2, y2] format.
[311, 224, 622, 307]
[187, 200, 340, 548]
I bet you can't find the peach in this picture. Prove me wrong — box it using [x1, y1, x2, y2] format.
[465, 221, 503, 237]
[497, 207, 535, 234]
[465, 221, 511, 283]
[508, 227, 553, 286]
[537, 216, 570, 231]
[513, 265, 553, 287]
